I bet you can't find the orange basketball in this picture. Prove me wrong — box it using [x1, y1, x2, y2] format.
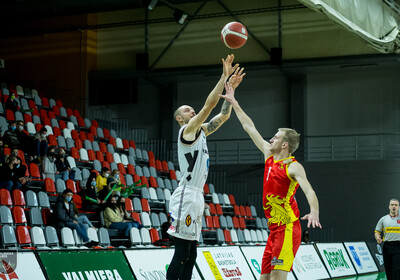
[221, 22, 248, 49]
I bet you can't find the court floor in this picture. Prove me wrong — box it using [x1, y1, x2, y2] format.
[343, 272, 386, 280]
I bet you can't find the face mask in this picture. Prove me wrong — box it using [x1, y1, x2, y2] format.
[104, 173, 110, 178]
[13, 163, 19, 169]
[91, 181, 96, 187]
[65, 197, 72, 202]
[11, 126, 16, 131]
[18, 126, 24, 131]
[12, 152, 18, 156]
[41, 134, 46, 138]
[114, 175, 119, 180]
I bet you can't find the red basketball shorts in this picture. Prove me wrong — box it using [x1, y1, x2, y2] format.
[261, 219, 301, 274]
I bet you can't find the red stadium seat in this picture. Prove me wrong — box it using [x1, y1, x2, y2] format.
[73, 194, 83, 209]
[103, 128, 110, 139]
[239, 217, 246, 229]
[169, 170, 177, 180]
[56, 100, 63, 108]
[48, 135, 58, 146]
[99, 142, 107, 153]
[122, 139, 129, 150]
[233, 205, 241, 217]
[120, 175, 126, 186]
[28, 100, 36, 109]
[212, 216, 220, 228]
[73, 109, 81, 118]
[79, 131, 87, 141]
[149, 177, 158, 188]
[4, 147, 10, 155]
[208, 203, 216, 216]
[44, 178, 56, 194]
[133, 174, 141, 185]
[24, 114, 32, 123]
[40, 109, 48, 120]
[96, 151, 104, 162]
[66, 108, 73, 117]
[155, 160, 163, 172]
[245, 206, 252, 217]
[149, 228, 160, 244]
[71, 130, 79, 140]
[141, 198, 150, 212]
[108, 137, 116, 147]
[66, 180, 77, 194]
[239, 206, 246, 217]
[102, 161, 110, 170]
[90, 125, 97, 136]
[43, 118, 51, 127]
[17, 149, 25, 164]
[205, 216, 214, 229]
[203, 184, 210, 194]
[127, 164, 136, 175]
[161, 161, 169, 173]
[41, 97, 49, 108]
[131, 212, 141, 223]
[91, 120, 98, 127]
[12, 206, 27, 225]
[149, 158, 156, 168]
[0, 189, 12, 206]
[16, 226, 34, 248]
[223, 229, 233, 245]
[105, 152, 113, 163]
[78, 117, 85, 128]
[6, 109, 15, 121]
[215, 204, 223, 216]
[87, 133, 94, 142]
[140, 176, 149, 188]
[129, 140, 136, 149]
[70, 147, 80, 160]
[87, 150, 96, 161]
[52, 127, 61, 137]
[59, 120, 67, 130]
[148, 151, 155, 162]
[229, 194, 236, 205]
[12, 190, 26, 207]
[74, 139, 83, 150]
[35, 123, 43, 133]
[117, 163, 126, 175]
[42, 208, 53, 225]
[125, 198, 133, 212]
[48, 111, 56, 119]
[32, 108, 39, 117]
[232, 217, 240, 229]
[29, 163, 42, 180]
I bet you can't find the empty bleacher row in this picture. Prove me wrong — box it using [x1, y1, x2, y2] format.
[0, 82, 268, 249]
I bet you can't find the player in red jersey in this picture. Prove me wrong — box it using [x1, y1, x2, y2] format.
[221, 81, 322, 280]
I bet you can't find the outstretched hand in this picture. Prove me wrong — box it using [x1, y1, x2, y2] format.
[301, 210, 322, 229]
[222, 54, 239, 77]
[220, 82, 237, 105]
[229, 67, 246, 90]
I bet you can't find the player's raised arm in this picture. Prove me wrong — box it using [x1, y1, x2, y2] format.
[202, 67, 245, 136]
[220, 81, 271, 158]
[183, 54, 239, 140]
[289, 162, 322, 229]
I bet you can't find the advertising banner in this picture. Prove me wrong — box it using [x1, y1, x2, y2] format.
[315, 243, 357, 278]
[39, 250, 135, 280]
[292, 244, 330, 280]
[344, 242, 378, 274]
[196, 246, 255, 280]
[124, 248, 202, 280]
[0, 252, 46, 280]
[366, 242, 385, 272]
[240, 246, 295, 280]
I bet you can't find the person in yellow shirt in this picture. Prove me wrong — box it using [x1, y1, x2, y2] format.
[96, 167, 110, 201]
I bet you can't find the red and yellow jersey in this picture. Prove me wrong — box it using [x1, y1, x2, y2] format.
[263, 155, 300, 228]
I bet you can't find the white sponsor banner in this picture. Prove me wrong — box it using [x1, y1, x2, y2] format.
[196, 246, 255, 280]
[292, 244, 330, 280]
[316, 243, 357, 278]
[344, 242, 378, 274]
[0, 252, 46, 280]
[240, 246, 295, 280]
[124, 249, 202, 280]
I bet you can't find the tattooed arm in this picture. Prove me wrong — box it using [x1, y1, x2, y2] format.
[202, 100, 232, 136]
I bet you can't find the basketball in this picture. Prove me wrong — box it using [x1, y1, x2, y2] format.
[221, 22, 248, 49]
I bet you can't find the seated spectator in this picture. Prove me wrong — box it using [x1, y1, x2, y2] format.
[42, 146, 58, 180]
[0, 138, 5, 167]
[107, 169, 121, 196]
[96, 167, 110, 201]
[34, 127, 48, 159]
[3, 122, 20, 149]
[53, 189, 98, 247]
[83, 172, 101, 212]
[16, 120, 35, 161]
[157, 214, 173, 246]
[5, 92, 19, 113]
[72, 202, 96, 229]
[14, 156, 31, 191]
[0, 156, 21, 191]
[55, 149, 75, 181]
[103, 195, 143, 237]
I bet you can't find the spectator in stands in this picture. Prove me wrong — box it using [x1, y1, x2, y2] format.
[14, 156, 31, 190]
[54, 189, 98, 247]
[107, 169, 121, 196]
[0, 156, 21, 191]
[160, 214, 173, 246]
[0, 138, 5, 166]
[5, 92, 19, 113]
[42, 146, 58, 180]
[3, 122, 20, 148]
[16, 120, 35, 161]
[302, 230, 310, 244]
[83, 172, 101, 211]
[103, 195, 143, 237]
[55, 149, 75, 181]
[96, 167, 110, 201]
[72, 202, 96, 229]
[34, 127, 48, 159]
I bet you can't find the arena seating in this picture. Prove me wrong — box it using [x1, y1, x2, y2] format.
[0, 83, 268, 249]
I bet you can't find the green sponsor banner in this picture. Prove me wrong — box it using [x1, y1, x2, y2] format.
[39, 250, 135, 280]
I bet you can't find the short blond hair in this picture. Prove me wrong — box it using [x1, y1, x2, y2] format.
[279, 128, 300, 154]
